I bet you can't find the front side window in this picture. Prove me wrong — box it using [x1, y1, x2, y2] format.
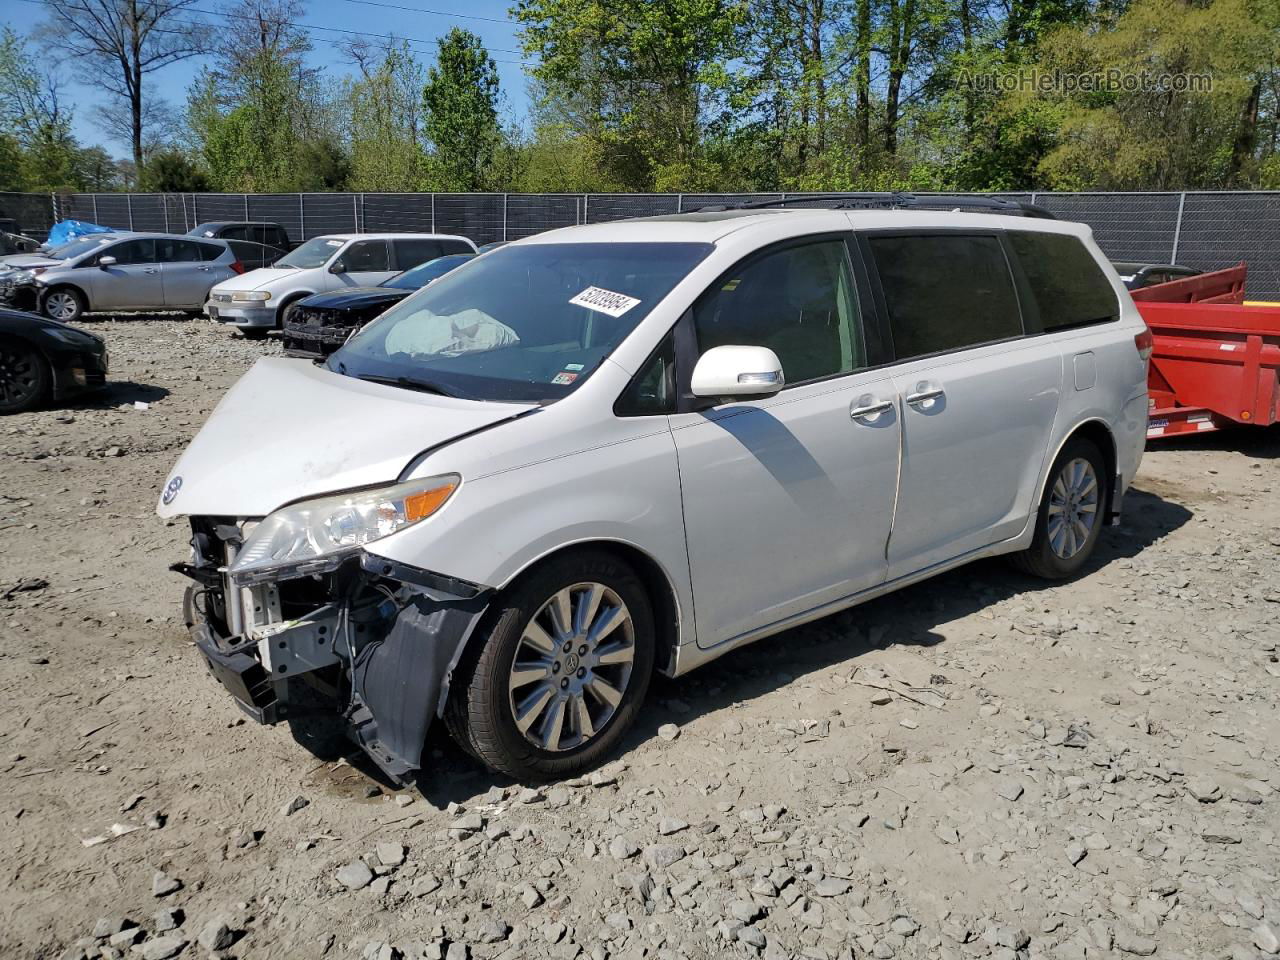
[277, 236, 344, 269]
[693, 238, 864, 385]
[330, 242, 712, 403]
[99, 238, 156, 265]
[338, 240, 390, 273]
[1007, 231, 1118, 331]
[616, 331, 676, 416]
[867, 233, 1022, 359]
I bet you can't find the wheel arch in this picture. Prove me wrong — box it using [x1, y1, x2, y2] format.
[1039, 418, 1119, 522]
[41, 281, 89, 312]
[274, 290, 314, 325]
[498, 539, 684, 678]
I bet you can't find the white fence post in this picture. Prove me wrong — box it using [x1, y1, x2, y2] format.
[502, 193, 508, 241]
[127, 194, 134, 230]
[1171, 192, 1186, 265]
[431, 194, 436, 233]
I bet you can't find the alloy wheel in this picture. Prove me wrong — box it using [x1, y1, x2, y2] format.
[1047, 457, 1099, 559]
[0, 343, 40, 408]
[507, 582, 636, 753]
[45, 291, 78, 321]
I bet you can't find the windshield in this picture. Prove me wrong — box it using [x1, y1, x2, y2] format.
[381, 255, 474, 290]
[277, 236, 344, 269]
[329, 242, 712, 403]
[54, 235, 119, 260]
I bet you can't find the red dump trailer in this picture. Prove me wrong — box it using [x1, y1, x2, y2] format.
[1131, 263, 1280, 439]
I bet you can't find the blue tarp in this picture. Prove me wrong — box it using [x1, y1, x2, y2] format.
[46, 219, 114, 247]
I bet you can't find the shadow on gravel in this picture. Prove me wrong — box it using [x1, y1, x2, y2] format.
[323, 485, 1194, 804]
[66, 379, 172, 408]
[1148, 422, 1280, 459]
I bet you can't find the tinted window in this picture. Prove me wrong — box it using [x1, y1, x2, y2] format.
[868, 234, 1021, 358]
[331, 242, 712, 403]
[1007, 232, 1118, 331]
[616, 331, 676, 416]
[440, 239, 474, 256]
[156, 238, 203, 263]
[339, 240, 390, 272]
[101, 238, 155, 265]
[693, 239, 863, 384]
[382, 255, 474, 290]
[198, 241, 225, 262]
[392, 239, 445, 270]
[221, 225, 250, 241]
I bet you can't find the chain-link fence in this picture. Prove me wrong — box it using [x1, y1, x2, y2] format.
[2, 189, 1277, 298]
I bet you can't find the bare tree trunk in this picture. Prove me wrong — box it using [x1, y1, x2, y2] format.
[855, 0, 871, 163]
[1228, 79, 1262, 185]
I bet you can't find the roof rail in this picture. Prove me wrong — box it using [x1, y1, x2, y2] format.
[693, 192, 1057, 219]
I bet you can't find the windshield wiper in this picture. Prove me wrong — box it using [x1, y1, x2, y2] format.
[354, 373, 467, 399]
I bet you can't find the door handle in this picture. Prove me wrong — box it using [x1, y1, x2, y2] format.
[850, 397, 894, 420]
[905, 385, 945, 407]
[144, 268, 158, 274]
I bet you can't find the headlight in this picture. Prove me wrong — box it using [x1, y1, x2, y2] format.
[231, 290, 272, 302]
[227, 474, 460, 584]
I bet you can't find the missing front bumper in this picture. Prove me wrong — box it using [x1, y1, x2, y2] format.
[178, 545, 490, 782]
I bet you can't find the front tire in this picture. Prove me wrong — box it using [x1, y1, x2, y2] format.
[1012, 436, 1108, 579]
[40, 286, 85, 323]
[0, 336, 50, 414]
[446, 550, 655, 781]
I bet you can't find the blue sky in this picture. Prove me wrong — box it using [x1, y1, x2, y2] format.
[2, 0, 535, 157]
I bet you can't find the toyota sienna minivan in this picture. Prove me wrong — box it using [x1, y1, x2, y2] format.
[160, 207, 1149, 782]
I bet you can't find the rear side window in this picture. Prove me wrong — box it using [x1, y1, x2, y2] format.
[693, 238, 864, 384]
[440, 239, 474, 256]
[867, 234, 1022, 359]
[392, 238, 445, 269]
[198, 242, 225, 262]
[1007, 232, 1118, 331]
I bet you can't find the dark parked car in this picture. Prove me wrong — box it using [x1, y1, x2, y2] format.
[188, 221, 294, 252]
[0, 306, 108, 413]
[1112, 261, 1202, 291]
[226, 239, 286, 272]
[282, 253, 475, 358]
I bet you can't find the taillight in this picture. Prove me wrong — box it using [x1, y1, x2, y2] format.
[1134, 326, 1153, 363]
[230, 260, 245, 275]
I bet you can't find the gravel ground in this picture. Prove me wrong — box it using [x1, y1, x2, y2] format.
[2, 316, 1278, 960]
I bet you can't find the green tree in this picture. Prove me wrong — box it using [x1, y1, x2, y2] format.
[345, 40, 426, 191]
[516, 0, 746, 189]
[140, 149, 210, 191]
[421, 28, 502, 191]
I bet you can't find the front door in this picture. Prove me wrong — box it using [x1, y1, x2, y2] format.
[332, 239, 394, 287]
[670, 236, 901, 649]
[87, 238, 161, 309]
[860, 231, 1062, 579]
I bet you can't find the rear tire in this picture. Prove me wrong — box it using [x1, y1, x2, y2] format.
[0, 336, 50, 414]
[1011, 436, 1108, 579]
[40, 286, 85, 323]
[446, 550, 655, 781]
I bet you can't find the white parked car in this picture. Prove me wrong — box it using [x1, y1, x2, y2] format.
[204, 232, 477, 338]
[159, 208, 1149, 782]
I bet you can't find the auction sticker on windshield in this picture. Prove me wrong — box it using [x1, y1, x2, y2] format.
[569, 286, 641, 317]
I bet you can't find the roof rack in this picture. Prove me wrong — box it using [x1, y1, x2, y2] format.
[693, 192, 1057, 219]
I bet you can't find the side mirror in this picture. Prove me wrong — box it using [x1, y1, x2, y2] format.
[329, 261, 346, 274]
[97, 255, 117, 268]
[690, 345, 785, 399]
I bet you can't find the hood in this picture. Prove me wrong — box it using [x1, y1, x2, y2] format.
[157, 357, 536, 519]
[300, 286, 410, 311]
[0, 255, 61, 272]
[212, 267, 305, 293]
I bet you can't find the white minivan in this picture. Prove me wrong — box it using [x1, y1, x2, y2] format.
[160, 206, 1149, 782]
[205, 232, 476, 337]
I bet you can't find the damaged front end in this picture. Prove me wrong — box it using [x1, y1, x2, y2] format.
[177, 515, 490, 782]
